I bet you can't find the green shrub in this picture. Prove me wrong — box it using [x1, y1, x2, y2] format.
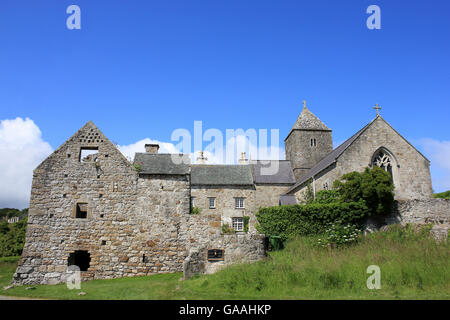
[312, 189, 340, 204]
[433, 190, 450, 199]
[0, 217, 27, 257]
[221, 223, 235, 234]
[333, 166, 394, 216]
[190, 207, 201, 215]
[243, 216, 250, 232]
[255, 201, 368, 241]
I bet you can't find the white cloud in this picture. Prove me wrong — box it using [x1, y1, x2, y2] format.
[118, 138, 181, 162]
[118, 133, 285, 165]
[0, 118, 53, 209]
[417, 138, 450, 193]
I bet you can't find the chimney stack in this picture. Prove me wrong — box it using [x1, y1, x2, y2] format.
[197, 151, 208, 164]
[145, 144, 159, 153]
[238, 152, 248, 164]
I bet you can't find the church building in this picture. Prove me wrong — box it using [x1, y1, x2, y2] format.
[283, 103, 433, 203]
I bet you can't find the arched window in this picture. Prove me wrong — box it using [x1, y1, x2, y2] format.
[371, 148, 398, 185]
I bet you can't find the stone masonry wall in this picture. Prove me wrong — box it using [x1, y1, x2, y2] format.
[285, 130, 333, 180]
[13, 122, 139, 284]
[13, 122, 267, 285]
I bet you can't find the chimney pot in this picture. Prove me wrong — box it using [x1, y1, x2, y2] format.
[145, 144, 159, 153]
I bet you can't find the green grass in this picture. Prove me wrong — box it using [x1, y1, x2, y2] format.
[1, 224, 449, 300]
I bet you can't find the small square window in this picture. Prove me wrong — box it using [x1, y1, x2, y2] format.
[207, 249, 224, 261]
[232, 217, 244, 231]
[235, 197, 245, 209]
[208, 197, 216, 209]
[75, 203, 88, 219]
[101, 240, 106, 246]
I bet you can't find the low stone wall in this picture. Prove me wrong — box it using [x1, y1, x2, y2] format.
[365, 198, 449, 240]
[393, 199, 449, 225]
[183, 233, 266, 279]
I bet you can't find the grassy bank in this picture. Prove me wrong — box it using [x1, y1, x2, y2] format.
[1, 225, 449, 299]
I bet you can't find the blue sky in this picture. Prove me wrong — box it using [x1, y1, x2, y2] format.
[1, 0, 449, 208]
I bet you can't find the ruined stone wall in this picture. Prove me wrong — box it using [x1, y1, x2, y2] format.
[13, 123, 267, 285]
[13, 122, 139, 285]
[393, 199, 450, 225]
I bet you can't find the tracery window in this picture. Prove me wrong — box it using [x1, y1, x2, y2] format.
[372, 150, 393, 180]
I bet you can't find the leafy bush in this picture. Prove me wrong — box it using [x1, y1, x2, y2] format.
[312, 189, 340, 204]
[190, 207, 201, 215]
[0, 218, 27, 257]
[221, 223, 235, 234]
[433, 190, 450, 199]
[333, 166, 394, 216]
[255, 201, 368, 241]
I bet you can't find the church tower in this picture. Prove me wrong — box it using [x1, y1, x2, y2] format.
[285, 101, 333, 180]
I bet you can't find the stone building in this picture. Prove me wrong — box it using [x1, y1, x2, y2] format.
[13, 103, 435, 285]
[284, 106, 433, 202]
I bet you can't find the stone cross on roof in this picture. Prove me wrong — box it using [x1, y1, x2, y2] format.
[373, 104, 382, 116]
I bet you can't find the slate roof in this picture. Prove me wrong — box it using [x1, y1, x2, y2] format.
[279, 194, 297, 205]
[251, 160, 296, 184]
[285, 106, 331, 141]
[133, 153, 190, 175]
[191, 165, 254, 186]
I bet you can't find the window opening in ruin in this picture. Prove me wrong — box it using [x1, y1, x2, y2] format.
[101, 240, 106, 245]
[208, 197, 216, 209]
[75, 203, 88, 219]
[79, 147, 99, 163]
[235, 197, 245, 209]
[67, 250, 91, 271]
[207, 249, 224, 261]
[232, 217, 244, 231]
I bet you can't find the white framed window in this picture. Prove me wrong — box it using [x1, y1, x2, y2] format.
[208, 197, 216, 209]
[232, 217, 244, 231]
[235, 197, 245, 209]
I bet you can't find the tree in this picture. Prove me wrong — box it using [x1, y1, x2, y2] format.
[333, 166, 394, 216]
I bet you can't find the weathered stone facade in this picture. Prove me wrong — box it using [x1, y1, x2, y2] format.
[13, 122, 269, 285]
[13, 104, 438, 285]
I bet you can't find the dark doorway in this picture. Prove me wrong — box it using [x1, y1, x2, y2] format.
[68, 250, 91, 271]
